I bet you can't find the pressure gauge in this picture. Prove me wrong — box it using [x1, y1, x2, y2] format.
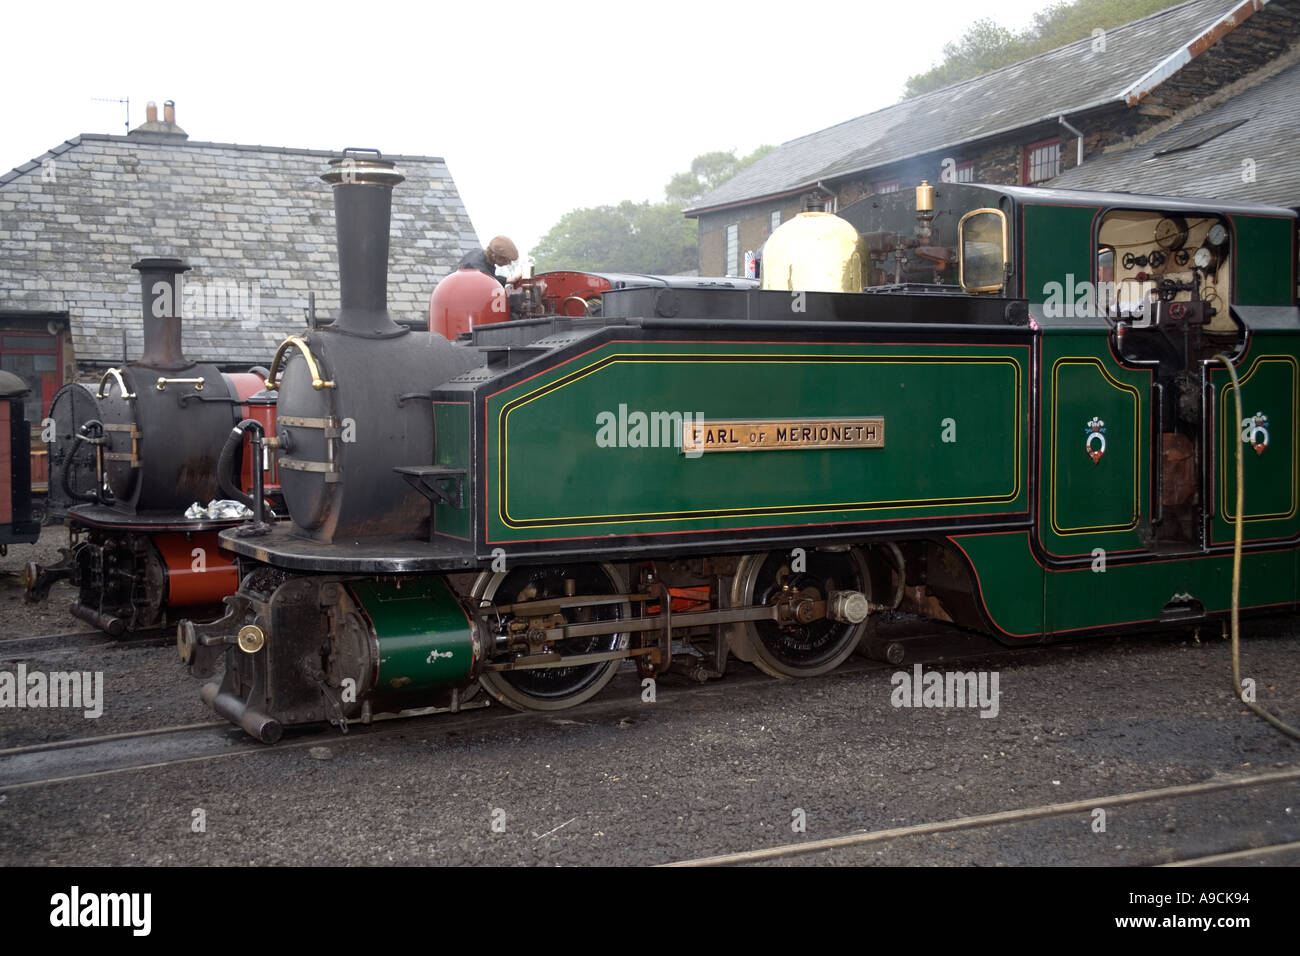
[1154, 216, 1189, 251]
[1193, 246, 1215, 270]
[1207, 222, 1228, 246]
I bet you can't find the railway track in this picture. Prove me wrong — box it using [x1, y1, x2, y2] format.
[1160, 839, 1300, 866]
[0, 624, 1276, 796]
[0, 644, 938, 792]
[0, 657, 874, 791]
[1, 625, 1294, 869]
[0, 628, 170, 660]
[0, 720, 349, 792]
[660, 767, 1300, 866]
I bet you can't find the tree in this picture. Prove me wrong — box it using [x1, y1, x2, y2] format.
[531, 146, 775, 274]
[665, 145, 775, 207]
[903, 0, 1186, 98]
[531, 200, 696, 274]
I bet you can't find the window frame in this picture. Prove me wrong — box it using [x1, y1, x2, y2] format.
[1023, 138, 1063, 185]
[957, 207, 1010, 294]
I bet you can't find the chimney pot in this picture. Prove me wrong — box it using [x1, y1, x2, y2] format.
[163, 100, 176, 124]
[146, 101, 158, 123]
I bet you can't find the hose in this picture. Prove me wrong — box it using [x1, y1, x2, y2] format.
[217, 419, 261, 509]
[62, 420, 108, 505]
[1215, 353, 1300, 740]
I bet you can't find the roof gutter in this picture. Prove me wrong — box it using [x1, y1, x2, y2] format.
[683, 184, 814, 218]
[1118, 0, 1269, 106]
[1058, 115, 1084, 167]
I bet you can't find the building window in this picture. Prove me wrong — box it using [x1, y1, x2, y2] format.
[955, 162, 975, 183]
[725, 224, 739, 276]
[770, 210, 781, 232]
[873, 180, 901, 194]
[1023, 139, 1062, 185]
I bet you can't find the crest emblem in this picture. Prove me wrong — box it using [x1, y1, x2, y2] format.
[1240, 412, 1269, 456]
[1085, 417, 1106, 463]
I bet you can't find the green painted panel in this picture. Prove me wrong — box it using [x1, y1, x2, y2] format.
[948, 532, 1044, 637]
[1022, 204, 1099, 306]
[433, 402, 471, 542]
[351, 576, 474, 703]
[1038, 331, 1150, 558]
[483, 340, 1030, 544]
[1231, 215, 1295, 307]
[1209, 348, 1299, 545]
[953, 531, 1296, 638]
[1050, 360, 1141, 534]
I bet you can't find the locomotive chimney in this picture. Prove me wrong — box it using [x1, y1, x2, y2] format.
[132, 257, 192, 370]
[320, 149, 406, 338]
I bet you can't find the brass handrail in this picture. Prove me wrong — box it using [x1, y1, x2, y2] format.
[265, 335, 334, 391]
[96, 368, 136, 400]
[156, 376, 205, 391]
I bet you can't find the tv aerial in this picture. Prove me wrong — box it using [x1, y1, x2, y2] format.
[91, 96, 130, 134]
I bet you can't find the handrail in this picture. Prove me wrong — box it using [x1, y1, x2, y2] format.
[265, 335, 334, 391]
[96, 368, 136, 400]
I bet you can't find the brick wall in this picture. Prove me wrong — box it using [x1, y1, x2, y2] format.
[697, 196, 803, 275]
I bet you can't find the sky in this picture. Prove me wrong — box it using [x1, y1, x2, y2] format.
[2, 0, 1058, 261]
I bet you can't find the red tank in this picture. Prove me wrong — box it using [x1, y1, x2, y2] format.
[429, 267, 509, 339]
[224, 370, 279, 496]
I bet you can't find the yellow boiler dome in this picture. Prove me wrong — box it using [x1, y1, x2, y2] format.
[760, 211, 862, 293]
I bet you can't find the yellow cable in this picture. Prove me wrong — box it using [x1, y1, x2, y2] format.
[1215, 353, 1300, 740]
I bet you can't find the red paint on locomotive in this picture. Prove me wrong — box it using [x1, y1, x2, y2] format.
[429, 267, 509, 339]
[152, 531, 239, 607]
[530, 271, 612, 316]
[226, 371, 279, 495]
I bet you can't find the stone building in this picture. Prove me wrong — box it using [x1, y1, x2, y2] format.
[0, 103, 480, 489]
[686, 0, 1300, 276]
[1048, 43, 1300, 207]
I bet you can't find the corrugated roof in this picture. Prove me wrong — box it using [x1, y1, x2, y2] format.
[687, 0, 1257, 214]
[1047, 56, 1300, 206]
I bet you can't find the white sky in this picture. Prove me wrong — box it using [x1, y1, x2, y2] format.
[3, 0, 1055, 260]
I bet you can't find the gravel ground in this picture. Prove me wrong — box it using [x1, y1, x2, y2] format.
[0, 523, 88, 639]
[1, 607, 1296, 867]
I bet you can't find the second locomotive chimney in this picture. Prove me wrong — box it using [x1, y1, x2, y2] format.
[320, 149, 406, 338]
[132, 257, 192, 370]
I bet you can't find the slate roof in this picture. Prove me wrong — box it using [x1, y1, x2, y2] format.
[0, 135, 482, 365]
[686, 0, 1257, 214]
[1047, 55, 1300, 206]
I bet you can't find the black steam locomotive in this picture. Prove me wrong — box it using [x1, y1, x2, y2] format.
[23, 260, 278, 634]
